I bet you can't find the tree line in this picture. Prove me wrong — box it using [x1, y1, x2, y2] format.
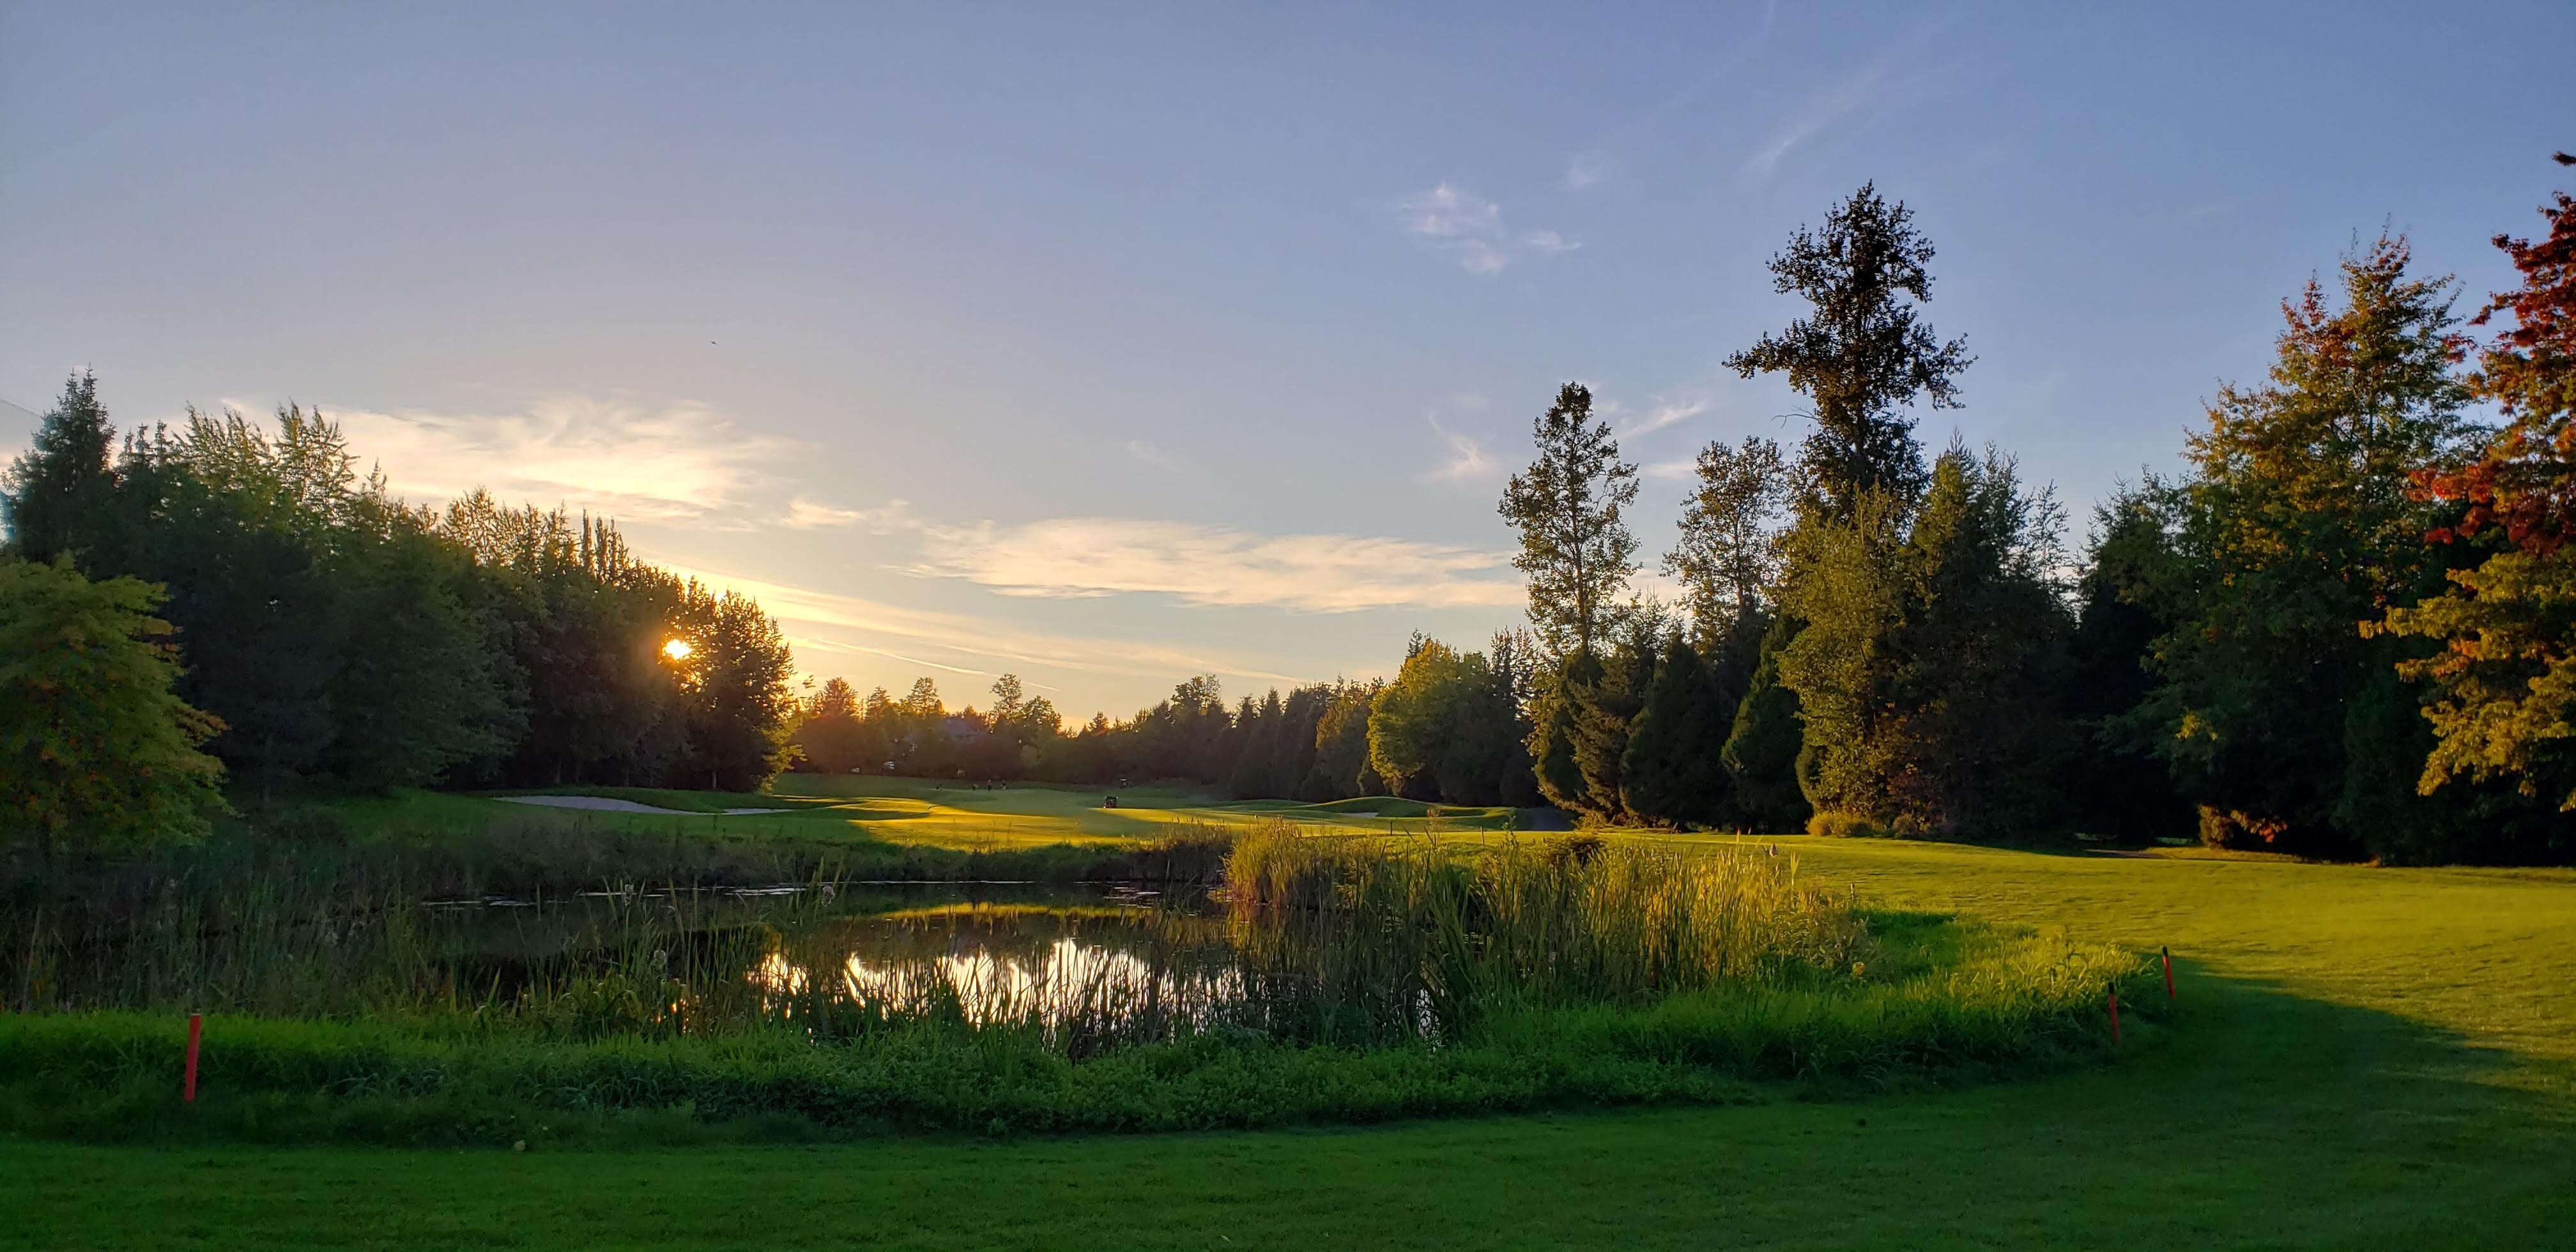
[2, 392, 799, 837]
[1493, 164, 2576, 864]
[791, 158, 2576, 866]
[11, 156, 2573, 865]
[789, 637, 1544, 809]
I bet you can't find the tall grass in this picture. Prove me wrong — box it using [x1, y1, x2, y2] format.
[0, 818, 2167, 1145]
[1225, 825, 1870, 1041]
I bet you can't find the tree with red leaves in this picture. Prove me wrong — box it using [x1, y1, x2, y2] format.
[2376, 155, 2576, 821]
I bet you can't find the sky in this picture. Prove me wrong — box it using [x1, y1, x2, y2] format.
[4, 2, 2572, 719]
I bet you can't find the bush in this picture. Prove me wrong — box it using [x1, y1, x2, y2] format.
[1807, 811, 1890, 839]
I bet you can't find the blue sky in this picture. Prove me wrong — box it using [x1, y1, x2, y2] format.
[5, 2, 2571, 717]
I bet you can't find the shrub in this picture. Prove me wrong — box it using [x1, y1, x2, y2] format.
[1807, 811, 1889, 839]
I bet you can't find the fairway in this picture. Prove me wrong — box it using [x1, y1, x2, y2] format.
[367, 777, 1529, 851]
[6, 832, 2570, 1251]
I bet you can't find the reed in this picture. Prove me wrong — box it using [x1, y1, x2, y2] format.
[1222, 824, 1871, 1042]
[0, 820, 2165, 1145]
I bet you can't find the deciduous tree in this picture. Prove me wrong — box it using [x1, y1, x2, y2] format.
[1499, 383, 1641, 657]
[0, 558, 227, 849]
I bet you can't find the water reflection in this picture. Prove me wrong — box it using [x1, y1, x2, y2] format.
[744, 903, 1250, 1035]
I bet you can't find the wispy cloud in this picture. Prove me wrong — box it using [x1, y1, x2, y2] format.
[656, 557, 1308, 685]
[777, 498, 864, 529]
[303, 395, 794, 520]
[1561, 153, 1609, 190]
[907, 517, 1524, 614]
[1620, 397, 1710, 440]
[772, 496, 917, 533]
[1745, 55, 1900, 179]
[1388, 183, 1581, 275]
[1424, 417, 1498, 484]
[1126, 439, 1182, 472]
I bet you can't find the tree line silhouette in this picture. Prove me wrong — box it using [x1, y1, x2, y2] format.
[9, 157, 2573, 864]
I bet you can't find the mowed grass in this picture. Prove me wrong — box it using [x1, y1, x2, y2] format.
[395, 775, 1527, 851]
[6, 821, 2573, 1249]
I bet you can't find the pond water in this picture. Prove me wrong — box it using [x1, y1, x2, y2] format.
[733, 887, 1252, 1033]
[403, 883, 1291, 1044]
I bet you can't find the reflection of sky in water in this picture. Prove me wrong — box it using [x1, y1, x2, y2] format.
[747, 922, 1247, 1030]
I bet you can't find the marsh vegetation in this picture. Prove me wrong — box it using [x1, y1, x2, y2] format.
[1, 814, 2154, 1145]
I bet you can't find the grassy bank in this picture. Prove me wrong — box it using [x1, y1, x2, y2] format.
[0, 915, 2152, 1146]
[0, 825, 2158, 1147]
[3, 834, 2566, 1249]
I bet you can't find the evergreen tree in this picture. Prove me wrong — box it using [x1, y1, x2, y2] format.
[0, 372, 116, 562]
[1228, 691, 1281, 797]
[1526, 650, 1599, 813]
[1273, 685, 1329, 798]
[1721, 613, 1809, 832]
[1873, 446, 2072, 836]
[1619, 633, 1732, 827]
[1777, 491, 1911, 822]
[1485, 630, 1544, 808]
[2129, 235, 2481, 856]
[2064, 482, 2196, 841]
[1567, 622, 1659, 822]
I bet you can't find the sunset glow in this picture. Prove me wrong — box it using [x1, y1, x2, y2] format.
[662, 638, 693, 662]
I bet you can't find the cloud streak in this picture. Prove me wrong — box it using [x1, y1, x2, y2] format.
[653, 558, 1310, 687]
[1745, 55, 1900, 179]
[1388, 183, 1580, 275]
[1423, 415, 1498, 484]
[1620, 397, 1710, 440]
[309, 395, 795, 520]
[907, 517, 1524, 614]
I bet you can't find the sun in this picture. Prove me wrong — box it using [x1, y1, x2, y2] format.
[662, 638, 694, 662]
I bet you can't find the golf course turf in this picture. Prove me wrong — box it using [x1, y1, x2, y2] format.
[5, 801, 2572, 1249]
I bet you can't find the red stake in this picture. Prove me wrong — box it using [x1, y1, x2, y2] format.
[2161, 946, 2176, 1000]
[2107, 985, 2122, 1046]
[183, 1013, 203, 1104]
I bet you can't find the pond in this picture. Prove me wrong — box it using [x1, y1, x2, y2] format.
[14, 839, 1881, 1058]
[14, 879, 1431, 1050]
[401, 883, 1288, 1043]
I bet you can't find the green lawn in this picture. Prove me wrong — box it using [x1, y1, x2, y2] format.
[6, 830, 2572, 1249]
[325, 777, 1527, 851]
